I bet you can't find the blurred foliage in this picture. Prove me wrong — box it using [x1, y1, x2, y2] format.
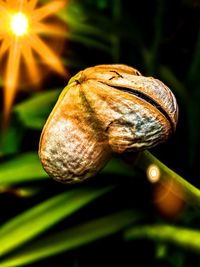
[0, 0, 200, 266]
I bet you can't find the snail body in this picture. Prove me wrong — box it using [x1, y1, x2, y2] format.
[39, 64, 178, 183]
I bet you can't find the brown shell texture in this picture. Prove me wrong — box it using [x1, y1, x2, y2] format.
[39, 64, 178, 183]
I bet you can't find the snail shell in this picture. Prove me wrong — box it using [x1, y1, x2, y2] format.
[39, 64, 178, 183]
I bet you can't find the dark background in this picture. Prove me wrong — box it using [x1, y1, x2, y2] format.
[1, 0, 200, 266]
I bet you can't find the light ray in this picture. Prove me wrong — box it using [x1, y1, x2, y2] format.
[4, 39, 21, 119]
[0, 38, 11, 56]
[21, 41, 40, 86]
[6, 0, 18, 9]
[32, 1, 66, 22]
[34, 22, 67, 36]
[27, 0, 38, 11]
[0, 2, 6, 10]
[30, 34, 66, 76]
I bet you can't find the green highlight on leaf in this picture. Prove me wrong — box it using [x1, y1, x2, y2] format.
[0, 151, 134, 186]
[14, 89, 61, 130]
[0, 210, 140, 266]
[124, 224, 200, 254]
[0, 122, 24, 156]
[0, 186, 113, 257]
[0, 152, 48, 186]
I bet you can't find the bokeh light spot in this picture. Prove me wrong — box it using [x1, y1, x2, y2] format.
[147, 164, 160, 183]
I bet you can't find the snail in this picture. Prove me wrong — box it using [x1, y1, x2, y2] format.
[39, 64, 178, 183]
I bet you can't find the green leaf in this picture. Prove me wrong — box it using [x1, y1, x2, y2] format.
[0, 186, 113, 257]
[138, 150, 200, 208]
[0, 121, 24, 156]
[125, 224, 200, 253]
[187, 99, 200, 167]
[187, 27, 200, 85]
[0, 210, 140, 266]
[0, 152, 135, 186]
[14, 89, 61, 130]
[0, 152, 48, 186]
[59, 3, 107, 40]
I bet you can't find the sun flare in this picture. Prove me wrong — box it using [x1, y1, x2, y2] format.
[11, 12, 29, 36]
[0, 0, 67, 122]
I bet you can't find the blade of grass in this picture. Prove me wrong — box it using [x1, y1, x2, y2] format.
[125, 224, 200, 254]
[0, 152, 134, 186]
[0, 186, 113, 256]
[0, 121, 24, 156]
[111, 0, 121, 62]
[187, 100, 200, 167]
[187, 27, 200, 84]
[144, 0, 164, 74]
[0, 152, 48, 186]
[0, 210, 140, 266]
[14, 89, 60, 130]
[137, 151, 200, 208]
[58, 3, 110, 41]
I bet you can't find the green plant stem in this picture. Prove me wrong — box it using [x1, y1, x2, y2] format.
[111, 0, 121, 62]
[151, 0, 164, 71]
[187, 26, 200, 84]
[144, 0, 164, 74]
[124, 223, 200, 253]
[136, 150, 200, 208]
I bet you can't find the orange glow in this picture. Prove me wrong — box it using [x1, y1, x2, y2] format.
[153, 180, 185, 220]
[0, 0, 67, 122]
